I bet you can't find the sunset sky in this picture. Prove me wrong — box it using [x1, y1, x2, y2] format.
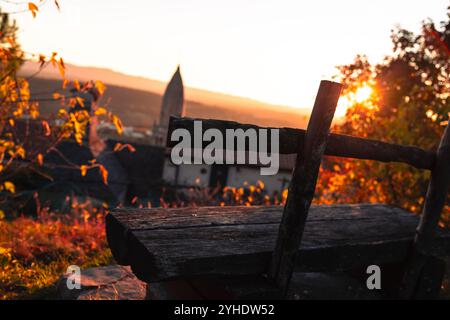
[5, 0, 449, 109]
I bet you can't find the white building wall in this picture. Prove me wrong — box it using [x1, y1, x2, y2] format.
[226, 166, 291, 195]
[163, 158, 291, 194]
[163, 160, 211, 188]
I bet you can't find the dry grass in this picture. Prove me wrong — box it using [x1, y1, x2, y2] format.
[1, 181, 449, 300]
[0, 199, 112, 300]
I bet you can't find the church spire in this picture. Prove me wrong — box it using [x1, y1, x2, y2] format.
[152, 66, 185, 146]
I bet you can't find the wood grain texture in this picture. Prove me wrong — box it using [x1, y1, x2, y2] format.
[106, 204, 450, 283]
[167, 118, 435, 170]
[400, 122, 450, 298]
[269, 80, 342, 291]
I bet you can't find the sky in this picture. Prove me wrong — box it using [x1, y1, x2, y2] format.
[5, 0, 450, 109]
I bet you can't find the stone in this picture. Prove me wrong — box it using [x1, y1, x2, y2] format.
[56, 265, 146, 300]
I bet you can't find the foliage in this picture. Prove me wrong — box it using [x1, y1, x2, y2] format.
[0, 198, 111, 300]
[314, 9, 450, 226]
[159, 180, 288, 208]
[0, 7, 123, 214]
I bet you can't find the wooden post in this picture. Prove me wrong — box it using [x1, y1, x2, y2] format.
[400, 121, 450, 299]
[268, 80, 342, 293]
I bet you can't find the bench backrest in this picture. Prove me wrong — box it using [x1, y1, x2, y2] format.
[167, 80, 450, 297]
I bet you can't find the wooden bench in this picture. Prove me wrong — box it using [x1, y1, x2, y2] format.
[106, 81, 450, 299]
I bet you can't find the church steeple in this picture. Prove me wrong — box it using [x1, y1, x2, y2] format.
[152, 66, 185, 146]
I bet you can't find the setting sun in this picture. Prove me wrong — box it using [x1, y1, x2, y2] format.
[354, 85, 374, 103]
[335, 84, 374, 118]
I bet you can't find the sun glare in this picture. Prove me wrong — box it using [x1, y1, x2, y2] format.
[335, 84, 374, 118]
[354, 85, 373, 103]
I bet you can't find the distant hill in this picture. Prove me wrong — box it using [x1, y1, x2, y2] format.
[20, 61, 310, 129]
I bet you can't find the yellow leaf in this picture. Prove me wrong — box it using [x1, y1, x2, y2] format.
[0, 246, 10, 254]
[53, 92, 62, 100]
[76, 96, 85, 107]
[4, 181, 15, 194]
[80, 165, 88, 177]
[0, 210, 4, 220]
[112, 115, 123, 135]
[95, 80, 106, 95]
[75, 132, 83, 145]
[94, 107, 107, 116]
[16, 147, 25, 159]
[74, 80, 81, 91]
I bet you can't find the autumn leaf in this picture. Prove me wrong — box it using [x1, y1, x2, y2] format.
[58, 57, 65, 78]
[37, 153, 43, 166]
[38, 54, 46, 68]
[94, 107, 107, 116]
[50, 52, 57, 67]
[74, 132, 83, 145]
[42, 120, 51, 136]
[113, 142, 122, 152]
[80, 165, 88, 177]
[62, 79, 69, 89]
[113, 143, 136, 153]
[4, 181, 15, 194]
[73, 79, 81, 91]
[28, 2, 39, 18]
[75, 96, 85, 107]
[16, 147, 25, 159]
[112, 115, 123, 135]
[99, 165, 108, 185]
[95, 80, 106, 95]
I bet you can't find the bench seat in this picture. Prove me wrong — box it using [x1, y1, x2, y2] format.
[106, 204, 450, 283]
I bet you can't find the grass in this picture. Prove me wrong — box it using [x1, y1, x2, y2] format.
[0, 200, 112, 300]
[0, 184, 449, 300]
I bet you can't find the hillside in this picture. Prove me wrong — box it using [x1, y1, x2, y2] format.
[21, 62, 310, 129]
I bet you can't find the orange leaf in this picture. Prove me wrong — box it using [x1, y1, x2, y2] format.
[75, 96, 85, 107]
[28, 2, 38, 11]
[113, 142, 122, 152]
[4, 181, 15, 194]
[28, 2, 39, 18]
[80, 165, 88, 177]
[62, 79, 69, 89]
[99, 165, 108, 185]
[58, 57, 65, 78]
[37, 153, 43, 166]
[74, 80, 81, 91]
[42, 120, 51, 136]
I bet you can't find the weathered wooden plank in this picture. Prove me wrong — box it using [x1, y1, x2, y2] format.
[400, 121, 450, 298]
[167, 117, 435, 170]
[146, 272, 383, 300]
[269, 80, 342, 292]
[105, 204, 450, 283]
